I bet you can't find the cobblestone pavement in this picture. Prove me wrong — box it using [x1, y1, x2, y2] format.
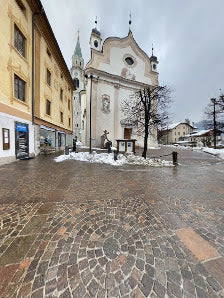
[0, 147, 224, 297]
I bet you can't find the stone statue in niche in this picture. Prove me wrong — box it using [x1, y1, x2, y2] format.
[103, 99, 109, 111]
[102, 97, 110, 112]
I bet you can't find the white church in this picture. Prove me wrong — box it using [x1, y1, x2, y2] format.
[70, 22, 159, 148]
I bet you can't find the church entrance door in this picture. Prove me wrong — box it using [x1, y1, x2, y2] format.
[124, 128, 132, 139]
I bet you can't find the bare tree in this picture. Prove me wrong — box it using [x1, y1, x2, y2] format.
[203, 95, 224, 148]
[121, 85, 172, 158]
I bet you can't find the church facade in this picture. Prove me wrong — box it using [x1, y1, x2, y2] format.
[72, 26, 159, 148]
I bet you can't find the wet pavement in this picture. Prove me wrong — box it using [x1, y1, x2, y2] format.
[0, 147, 224, 297]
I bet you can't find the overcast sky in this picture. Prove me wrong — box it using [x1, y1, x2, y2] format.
[41, 0, 224, 123]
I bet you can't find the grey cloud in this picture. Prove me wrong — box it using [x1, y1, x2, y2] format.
[41, 0, 224, 122]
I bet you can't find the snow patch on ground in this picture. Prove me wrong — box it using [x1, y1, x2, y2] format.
[163, 144, 224, 159]
[55, 151, 173, 167]
[203, 148, 224, 159]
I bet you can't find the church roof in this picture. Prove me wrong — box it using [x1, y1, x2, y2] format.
[74, 37, 82, 57]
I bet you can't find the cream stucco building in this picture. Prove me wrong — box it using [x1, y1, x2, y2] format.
[76, 26, 159, 148]
[0, 0, 74, 163]
[159, 121, 196, 145]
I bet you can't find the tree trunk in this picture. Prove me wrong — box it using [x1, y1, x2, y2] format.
[142, 118, 149, 159]
[142, 133, 148, 159]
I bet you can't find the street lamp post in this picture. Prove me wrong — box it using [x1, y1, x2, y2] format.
[89, 74, 93, 154]
[211, 98, 217, 149]
[85, 73, 94, 154]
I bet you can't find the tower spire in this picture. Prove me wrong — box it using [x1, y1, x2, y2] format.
[74, 30, 82, 57]
[129, 10, 132, 32]
[95, 16, 97, 29]
[152, 43, 154, 56]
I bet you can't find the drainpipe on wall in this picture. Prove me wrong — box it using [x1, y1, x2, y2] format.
[32, 9, 43, 125]
[32, 13, 35, 124]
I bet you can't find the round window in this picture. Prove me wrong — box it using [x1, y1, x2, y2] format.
[94, 40, 98, 48]
[125, 57, 134, 65]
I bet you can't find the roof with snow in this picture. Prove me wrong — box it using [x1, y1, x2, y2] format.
[184, 130, 211, 138]
[164, 122, 196, 130]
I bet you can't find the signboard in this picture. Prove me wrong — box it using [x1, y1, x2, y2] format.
[16, 123, 28, 132]
[15, 122, 29, 159]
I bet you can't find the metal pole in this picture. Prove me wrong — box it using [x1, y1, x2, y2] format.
[89, 74, 93, 154]
[213, 100, 217, 149]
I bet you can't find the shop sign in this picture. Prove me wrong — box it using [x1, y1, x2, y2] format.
[16, 123, 28, 132]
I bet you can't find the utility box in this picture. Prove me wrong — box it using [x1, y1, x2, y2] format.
[116, 139, 136, 154]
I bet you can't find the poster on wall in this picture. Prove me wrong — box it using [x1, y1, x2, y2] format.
[15, 122, 29, 159]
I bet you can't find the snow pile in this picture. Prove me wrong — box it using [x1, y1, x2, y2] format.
[203, 148, 224, 159]
[125, 154, 173, 167]
[55, 151, 173, 167]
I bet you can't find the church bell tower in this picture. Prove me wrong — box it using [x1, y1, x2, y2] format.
[90, 17, 102, 51]
[70, 31, 85, 139]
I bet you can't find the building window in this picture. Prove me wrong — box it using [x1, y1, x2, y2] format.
[125, 57, 134, 65]
[73, 78, 79, 88]
[60, 112, 63, 123]
[68, 99, 70, 110]
[46, 99, 51, 115]
[77, 124, 78, 127]
[61, 73, 63, 80]
[47, 69, 51, 86]
[14, 74, 26, 101]
[47, 48, 51, 58]
[69, 117, 71, 127]
[2, 128, 10, 150]
[14, 25, 26, 57]
[60, 89, 63, 101]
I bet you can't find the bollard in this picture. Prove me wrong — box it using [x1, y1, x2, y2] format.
[65, 146, 69, 155]
[114, 150, 118, 161]
[172, 151, 178, 165]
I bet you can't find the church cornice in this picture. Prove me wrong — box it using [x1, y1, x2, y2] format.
[85, 67, 157, 90]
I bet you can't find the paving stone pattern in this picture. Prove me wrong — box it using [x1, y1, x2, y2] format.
[0, 147, 224, 297]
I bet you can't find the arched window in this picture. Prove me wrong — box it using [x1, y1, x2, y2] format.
[73, 78, 79, 88]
